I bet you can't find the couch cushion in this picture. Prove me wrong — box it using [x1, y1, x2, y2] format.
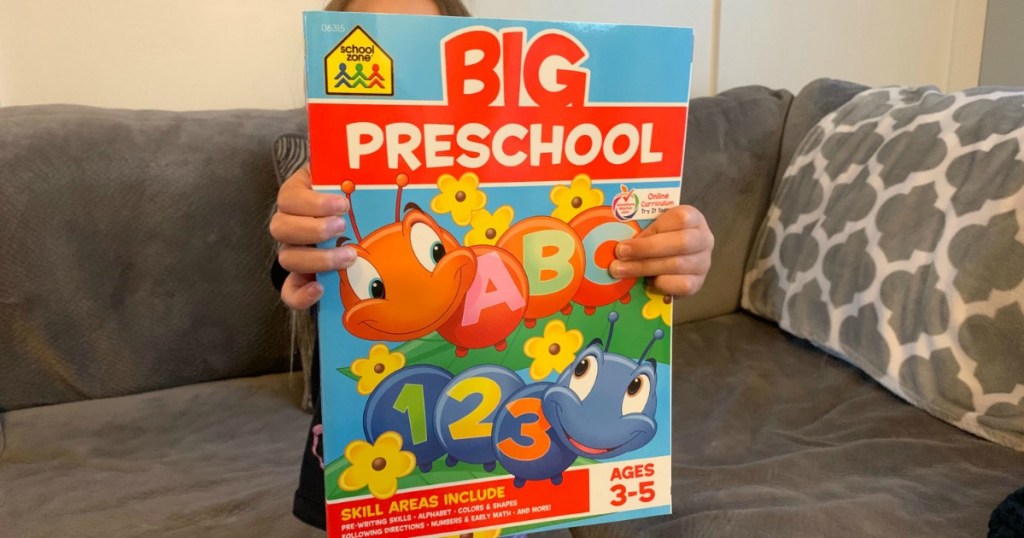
[0, 373, 320, 537]
[672, 85, 793, 323]
[0, 106, 306, 410]
[742, 86, 1024, 451]
[574, 313, 1024, 538]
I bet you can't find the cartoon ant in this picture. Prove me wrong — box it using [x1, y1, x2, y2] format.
[361, 312, 663, 487]
[338, 174, 527, 356]
[338, 174, 641, 357]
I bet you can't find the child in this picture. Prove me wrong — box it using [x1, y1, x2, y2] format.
[271, 0, 714, 530]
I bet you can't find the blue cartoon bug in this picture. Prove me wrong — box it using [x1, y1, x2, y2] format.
[363, 312, 662, 487]
[493, 312, 663, 487]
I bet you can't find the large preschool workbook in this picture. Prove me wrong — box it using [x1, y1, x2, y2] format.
[304, 11, 692, 537]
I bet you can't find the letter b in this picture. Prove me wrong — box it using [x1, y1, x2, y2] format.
[444, 29, 501, 107]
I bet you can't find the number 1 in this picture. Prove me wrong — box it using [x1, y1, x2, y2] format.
[393, 384, 428, 445]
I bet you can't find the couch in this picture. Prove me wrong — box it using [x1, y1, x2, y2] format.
[1, 79, 1022, 537]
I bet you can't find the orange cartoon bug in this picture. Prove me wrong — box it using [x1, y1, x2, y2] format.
[338, 174, 529, 357]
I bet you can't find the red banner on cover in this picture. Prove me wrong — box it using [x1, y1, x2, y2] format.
[327, 469, 591, 538]
[308, 103, 687, 187]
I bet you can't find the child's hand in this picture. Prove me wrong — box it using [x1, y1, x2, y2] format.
[269, 165, 357, 310]
[610, 205, 714, 297]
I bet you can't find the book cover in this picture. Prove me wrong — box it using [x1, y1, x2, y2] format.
[304, 11, 693, 537]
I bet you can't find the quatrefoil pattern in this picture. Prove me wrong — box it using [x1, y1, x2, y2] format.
[743, 86, 1024, 451]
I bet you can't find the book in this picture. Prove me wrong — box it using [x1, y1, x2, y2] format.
[303, 11, 692, 537]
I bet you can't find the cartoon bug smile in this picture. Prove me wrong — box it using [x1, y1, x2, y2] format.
[338, 175, 478, 342]
[357, 267, 466, 336]
[559, 423, 644, 456]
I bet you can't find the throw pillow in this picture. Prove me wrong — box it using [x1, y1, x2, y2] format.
[742, 86, 1024, 451]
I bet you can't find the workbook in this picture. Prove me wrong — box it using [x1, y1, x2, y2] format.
[304, 11, 692, 537]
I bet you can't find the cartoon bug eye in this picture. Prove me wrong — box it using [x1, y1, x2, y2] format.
[410, 222, 446, 271]
[621, 374, 652, 415]
[347, 257, 385, 301]
[568, 355, 599, 401]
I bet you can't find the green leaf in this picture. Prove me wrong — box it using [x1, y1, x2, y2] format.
[324, 456, 352, 501]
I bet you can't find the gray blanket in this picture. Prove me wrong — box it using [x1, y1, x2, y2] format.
[575, 314, 1024, 537]
[3, 313, 1020, 537]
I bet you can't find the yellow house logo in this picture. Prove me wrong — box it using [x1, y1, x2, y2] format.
[325, 26, 393, 96]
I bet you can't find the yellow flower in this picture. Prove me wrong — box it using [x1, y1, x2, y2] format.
[464, 205, 514, 246]
[550, 174, 604, 223]
[642, 289, 673, 326]
[431, 172, 487, 226]
[523, 320, 584, 381]
[338, 431, 416, 500]
[351, 344, 406, 395]
[443, 530, 501, 538]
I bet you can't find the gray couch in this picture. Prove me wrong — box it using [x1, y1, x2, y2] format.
[2, 79, 1022, 537]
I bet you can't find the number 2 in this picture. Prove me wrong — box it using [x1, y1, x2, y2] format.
[447, 377, 502, 440]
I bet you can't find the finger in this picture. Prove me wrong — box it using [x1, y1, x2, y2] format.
[646, 273, 706, 297]
[277, 166, 349, 217]
[278, 244, 357, 274]
[270, 212, 347, 245]
[281, 272, 324, 310]
[609, 252, 711, 280]
[616, 227, 714, 261]
[636, 205, 706, 238]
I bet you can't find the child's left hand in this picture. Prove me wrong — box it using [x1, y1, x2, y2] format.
[610, 205, 714, 297]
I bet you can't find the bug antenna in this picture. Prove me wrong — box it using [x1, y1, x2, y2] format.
[604, 311, 619, 352]
[639, 328, 665, 363]
[394, 173, 409, 222]
[341, 181, 362, 242]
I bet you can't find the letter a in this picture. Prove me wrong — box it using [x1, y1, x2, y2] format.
[461, 252, 527, 325]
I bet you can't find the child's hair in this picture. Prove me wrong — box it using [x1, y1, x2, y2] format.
[324, 0, 471, 17]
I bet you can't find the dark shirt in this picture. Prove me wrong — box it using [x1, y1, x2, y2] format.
[271, 257, 327, 530]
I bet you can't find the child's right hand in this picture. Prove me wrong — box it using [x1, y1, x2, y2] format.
[269, 165, 357, 310]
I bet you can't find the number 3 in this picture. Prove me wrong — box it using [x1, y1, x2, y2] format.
[495, 397, 551, 461]
[610, 484, 627, 507]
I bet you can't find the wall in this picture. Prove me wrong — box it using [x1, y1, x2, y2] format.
[0, 0, 714, 110]
[464, 0, 717, 98]
[0, 0, 323, 110]
[717, 0, 988, 93]
[979, 0, 1024, 86]
[0, 0, 993, 111]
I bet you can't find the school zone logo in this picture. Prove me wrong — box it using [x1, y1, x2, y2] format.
[325, 26, 394, 96]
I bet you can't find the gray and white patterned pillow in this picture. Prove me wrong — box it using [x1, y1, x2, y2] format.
[742, 86, 1024, 451]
